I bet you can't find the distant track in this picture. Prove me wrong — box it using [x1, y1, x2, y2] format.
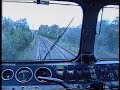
[36, 38, 41, 60]
[42, 38, 67, 60]
[40, 38, 53, 60]
[43, 37, 76, 57]
[35, 35, 76, 60]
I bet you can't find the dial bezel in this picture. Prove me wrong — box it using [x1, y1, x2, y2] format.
[34, 67, 52, 82]
[2, 69, 14, 80]
[15, 67, 33, 83]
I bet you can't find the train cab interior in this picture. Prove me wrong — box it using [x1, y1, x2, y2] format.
[1, 0, 119, 90]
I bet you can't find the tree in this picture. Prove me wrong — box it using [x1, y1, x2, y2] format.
[107, 17, 119, 52]
[95, 17, 119, 58]
[2, 17, 34, 54]
[14, 18, 30, 31]
[38, 25, 49, 37]
[2, 33, 16, 60]
[2, 17, 15, 37]
[38, 24, 59, 40]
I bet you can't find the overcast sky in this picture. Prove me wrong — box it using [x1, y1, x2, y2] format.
[2, 2, 119, 30]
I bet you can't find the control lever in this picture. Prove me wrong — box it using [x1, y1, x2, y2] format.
[37, 76, 72, 90]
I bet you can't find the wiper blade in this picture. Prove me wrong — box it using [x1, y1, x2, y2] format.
[43, 17, 74, 60]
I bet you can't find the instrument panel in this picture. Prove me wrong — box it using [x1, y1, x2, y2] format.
[2, 61, 119, 88]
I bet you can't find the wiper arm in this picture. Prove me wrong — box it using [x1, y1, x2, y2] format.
[43, 17, 74, 60]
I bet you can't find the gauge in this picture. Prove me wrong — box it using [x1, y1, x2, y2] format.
[2, 69, 14, 80]
[35, 67, 52, 82]
[15, 67, 33, 83]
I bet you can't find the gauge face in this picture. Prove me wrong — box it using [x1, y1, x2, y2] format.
[35, 67, 52, 82]
[2, 69, 14, 80]
[16, 67, 33, 83]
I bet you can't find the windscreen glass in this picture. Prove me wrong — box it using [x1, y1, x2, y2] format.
[2, 1, 83, 61]
[94, 5, 119, 59]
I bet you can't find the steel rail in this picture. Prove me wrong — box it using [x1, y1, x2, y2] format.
[42, 38, 68, 60]
[43, 37, 76, 57]
[38, 38, 42, 60]
[40, 38, 53, 60]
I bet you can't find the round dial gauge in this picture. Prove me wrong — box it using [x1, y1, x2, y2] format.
[15, 67, 33, 83]
[2, 69, 14, 80]
[35, 67, 52, 82]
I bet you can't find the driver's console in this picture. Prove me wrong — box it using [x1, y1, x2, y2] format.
[2, 60, 119, 89]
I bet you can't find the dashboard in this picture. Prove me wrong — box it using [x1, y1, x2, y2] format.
[1, 0, 119, 89]
[2, 61, 119, 89]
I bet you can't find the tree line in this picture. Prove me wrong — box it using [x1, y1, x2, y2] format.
[95, 17, 119, 58]
[37, 24, 81, 47]
[2, 17, 34, 60]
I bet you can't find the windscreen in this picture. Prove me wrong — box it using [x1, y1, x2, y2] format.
[94, 5, 119, 59]
[2, 1, 83, 62]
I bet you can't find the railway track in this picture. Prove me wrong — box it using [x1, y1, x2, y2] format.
[36, 35, 76, 60]
[36, 37, 52, 60]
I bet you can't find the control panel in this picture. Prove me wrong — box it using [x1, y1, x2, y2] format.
[2, 61, 119, 89]
[95, 63, 119, 82]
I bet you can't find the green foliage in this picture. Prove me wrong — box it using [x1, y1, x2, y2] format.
[38, 24, 80, 45]
[2, 33, 16, 60]
[2, 17, 34, 60]
[107, 17, 119, 53]
[14, 18, 30, 31]
[38, 25, 49, 37]
[95, 17, 119, 58]
[38, 24, 59, 40]
[11, 29, 33, 51]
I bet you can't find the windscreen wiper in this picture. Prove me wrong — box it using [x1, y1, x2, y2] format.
[43, 17, 74, 60]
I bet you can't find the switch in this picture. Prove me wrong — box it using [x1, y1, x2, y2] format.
[67, 70, 75, 80]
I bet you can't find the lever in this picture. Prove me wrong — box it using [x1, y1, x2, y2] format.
[37, 76, 72, 90]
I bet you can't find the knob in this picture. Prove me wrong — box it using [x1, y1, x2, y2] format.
[77, 70, 83, 80]
[67, 70, 75, 80]
[57, 70, 64, 79]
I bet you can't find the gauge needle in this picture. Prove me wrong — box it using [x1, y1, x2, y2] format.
[7, 75, 10, 79]
[43, 72, 45, 75]
[22, 72, 26, 80]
